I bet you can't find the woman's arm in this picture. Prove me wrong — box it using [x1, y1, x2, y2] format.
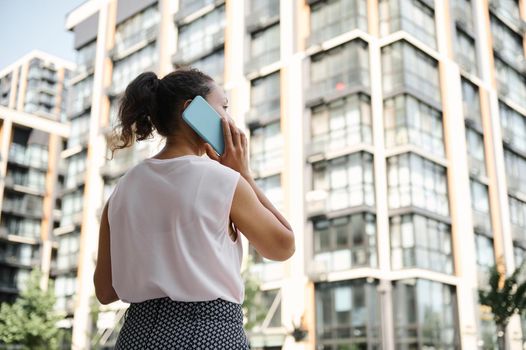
[93, 201, 119, 305]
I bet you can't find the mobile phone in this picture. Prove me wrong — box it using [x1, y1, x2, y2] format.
[181, 95, 225, 155]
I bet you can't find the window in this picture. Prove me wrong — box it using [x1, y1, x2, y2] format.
[315, 279, 382, 348]
[61, 189, 84, 227]
[177, 5, 225, 63]
[382, 41, 440, 105]
[68, 114, 90, 148]
[313, 152, 375, 211]
[454, 28, 478, 76]
[387, 153, 449, 217]
[450, 0, 474, 33]
[57, 231, 80, 272]
[470, 180, 492, 235]
[384, 94, 444, 157]
[494, 57, 526, 110]
[393, 279, 459, 348]
[54, 273, 77, 312]
[247, 24, 280, 72]
[309, 40, 369, 102]
[75, 40, 96, 74]
[461, 78, 481, 125]
[466, 126, 486, 177]
[313, 212, 377, 271]
[509, 196, 526, 245]
[1, 217, 40, 239]
[475, 233, 495, 288]
[248, 289, 281, 328]
[390, 214, 453, 274]
[111, 44, 157, 94]
[311, 94, 372, 155]
[246, 0, 279, 22]
[309, 0, 368, 45]
[504, 147, 526, 195]
[114, 6, 159, 56]
[249, 72, 280, 125]
[500, 102, 526, 154]
[69, 76, 93, 117]
[65, 151, 87, 189]
[191, 50, 225, 84]
[490, 15, 525, 70]
[255, 175, 283, 211]
[379, 0, 436, 48]
[250, 122, 283, 174]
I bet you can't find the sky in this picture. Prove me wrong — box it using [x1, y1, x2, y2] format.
[0, 0, 86, 69]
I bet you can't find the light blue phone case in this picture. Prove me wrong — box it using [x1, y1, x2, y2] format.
[182, 95, 225, 155]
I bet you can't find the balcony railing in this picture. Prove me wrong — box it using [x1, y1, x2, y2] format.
[8, 144, 48, 170]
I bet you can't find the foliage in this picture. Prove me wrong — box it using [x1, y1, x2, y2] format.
[0, 268, 64, 350]
[241, 255, 266, 331]
[479, 260, 526, 350]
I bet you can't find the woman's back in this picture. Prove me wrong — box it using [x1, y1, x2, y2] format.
[108, 155, 244, 304]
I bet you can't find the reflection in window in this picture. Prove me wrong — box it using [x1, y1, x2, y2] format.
[255, 175, 283, 212]
[247, 24, 280, 72]
[500, 102, 526, 154]
[382, 41, 440, 105]
[177, 5, 225, 63]
[313, 152, 375, 211]
[475, 233, 495, 288]
[494, 57, 526, 110]
[315, 279, 382, 348]
[466, 126, 486, 177]
[311, 94, 372, 155]
[384, 94, 444, 156]
[387, 153, 449, 216]
[250, 122, 283, 174]
[379, 0, 436, 48]
[470, 180, 491, 235]
[249, 72, 280, 123]
[309, 0, 367, 45]
[504, 147, 526, 195]
[313, 213, 377, 271]
[390, 214, 452, 274]
[309, 40, 369, 101]
[454, 28, 478, 76]
[461, 78, 481, 125]
[192, 50, 225, 84]
[393, 279, 459, 348]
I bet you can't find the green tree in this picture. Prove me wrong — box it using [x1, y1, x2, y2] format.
[479, 259, 526, 350]
[0, 268, 64, 350]
[241, 255, 266, 332]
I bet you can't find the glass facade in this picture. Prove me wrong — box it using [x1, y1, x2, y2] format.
[466, 126, 487, 177]
[504, 147, 526, 195]
[308, 0, 368, 46]
[382, 41, 441, 106]
[248, 72, 280, 126]
[384, 94, 444, 156]
[390, 214, 453, 274]
[475, 233, 495, 287]
[313, 212, 377, 271]
[461, 78, 482, 125]
[255, 175, 284, 212]
[509, 196, 526, 245]
[315, 279, 382, 349]
[494, 57, 526, 109]
[310, 94, 372, 155]
[393, 279, 459, 349]
[470, 180, 492, 235]
[500, 102, 526, 154]
[379, 0, 437, 48]
[312, 152, 375, 212]
[387, 153, 449, 217]
[250, 122, 283, 175]
[246, 24, 280, 72]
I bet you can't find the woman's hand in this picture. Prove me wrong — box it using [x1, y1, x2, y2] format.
[205, 118, 251, 179]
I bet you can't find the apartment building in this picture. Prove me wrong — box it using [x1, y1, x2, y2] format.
[64, 0, 526, 349]
[0, 51, 72, 308]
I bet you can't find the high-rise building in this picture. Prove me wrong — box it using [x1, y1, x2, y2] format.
[0, 51, 72, 307]
[64, 0, 526, 349]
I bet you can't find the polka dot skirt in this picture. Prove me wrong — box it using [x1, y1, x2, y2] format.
[114, 297, 250, 349]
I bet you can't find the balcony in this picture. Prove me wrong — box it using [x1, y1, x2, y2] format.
[111, 24, 158, 62]
[2, 200, 43, 219]
[0, 254, 39, 267]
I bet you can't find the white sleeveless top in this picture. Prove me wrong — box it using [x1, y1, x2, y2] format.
[107, 154, 244, 304]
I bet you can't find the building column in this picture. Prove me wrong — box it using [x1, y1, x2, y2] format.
[71, 0, 114, 348]
[433, 0, 481, 348]
[367, 0, 395, 348]
[0, 118, 12, 214]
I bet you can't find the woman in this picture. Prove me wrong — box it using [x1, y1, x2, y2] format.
[92, 67, 295, 349]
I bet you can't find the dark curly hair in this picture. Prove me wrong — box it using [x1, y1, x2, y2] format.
[109, 67, 214, 158]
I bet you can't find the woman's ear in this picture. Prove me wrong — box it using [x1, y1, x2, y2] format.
[182, 99, 192, 110]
